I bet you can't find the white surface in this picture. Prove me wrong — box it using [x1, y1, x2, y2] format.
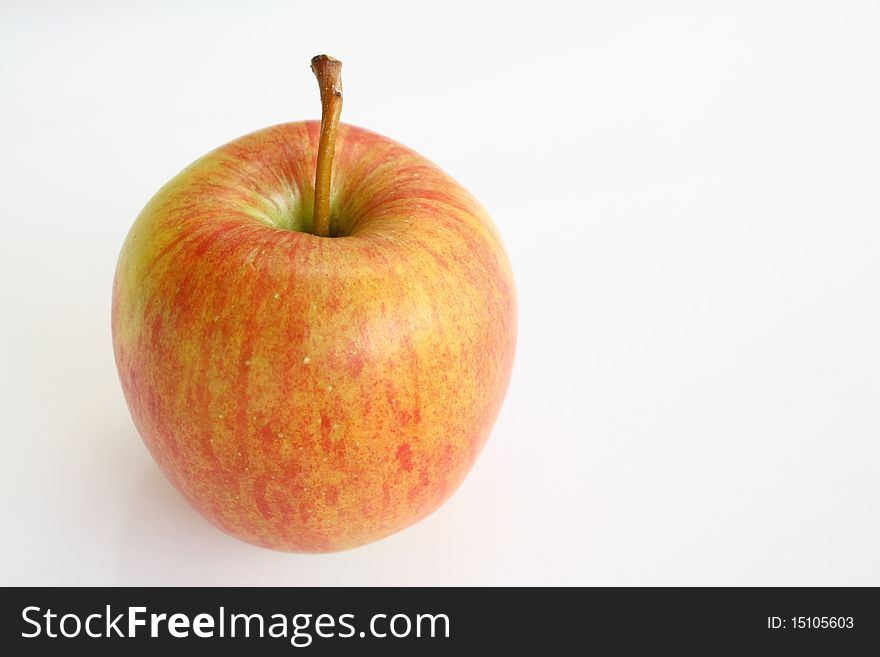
[2, 0, 879, 586]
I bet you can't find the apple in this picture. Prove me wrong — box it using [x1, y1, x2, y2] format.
[112, 55, 516, 552]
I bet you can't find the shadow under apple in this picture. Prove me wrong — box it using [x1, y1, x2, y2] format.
[117, 461, 287, 585]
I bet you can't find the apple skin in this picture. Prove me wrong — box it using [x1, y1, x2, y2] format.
[112, 121, 516, 552]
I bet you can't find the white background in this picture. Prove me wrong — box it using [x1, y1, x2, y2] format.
[2, 0, 879, 586]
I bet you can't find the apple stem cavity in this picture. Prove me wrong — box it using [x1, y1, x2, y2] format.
[310, 54, 343, 238]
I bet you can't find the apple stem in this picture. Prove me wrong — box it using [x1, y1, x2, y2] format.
[310, 55, 343, 238]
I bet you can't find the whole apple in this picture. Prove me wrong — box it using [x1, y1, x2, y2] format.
[112, 56, 516, 551]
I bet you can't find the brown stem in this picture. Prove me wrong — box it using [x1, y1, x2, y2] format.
[310, 54, 343, 237]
